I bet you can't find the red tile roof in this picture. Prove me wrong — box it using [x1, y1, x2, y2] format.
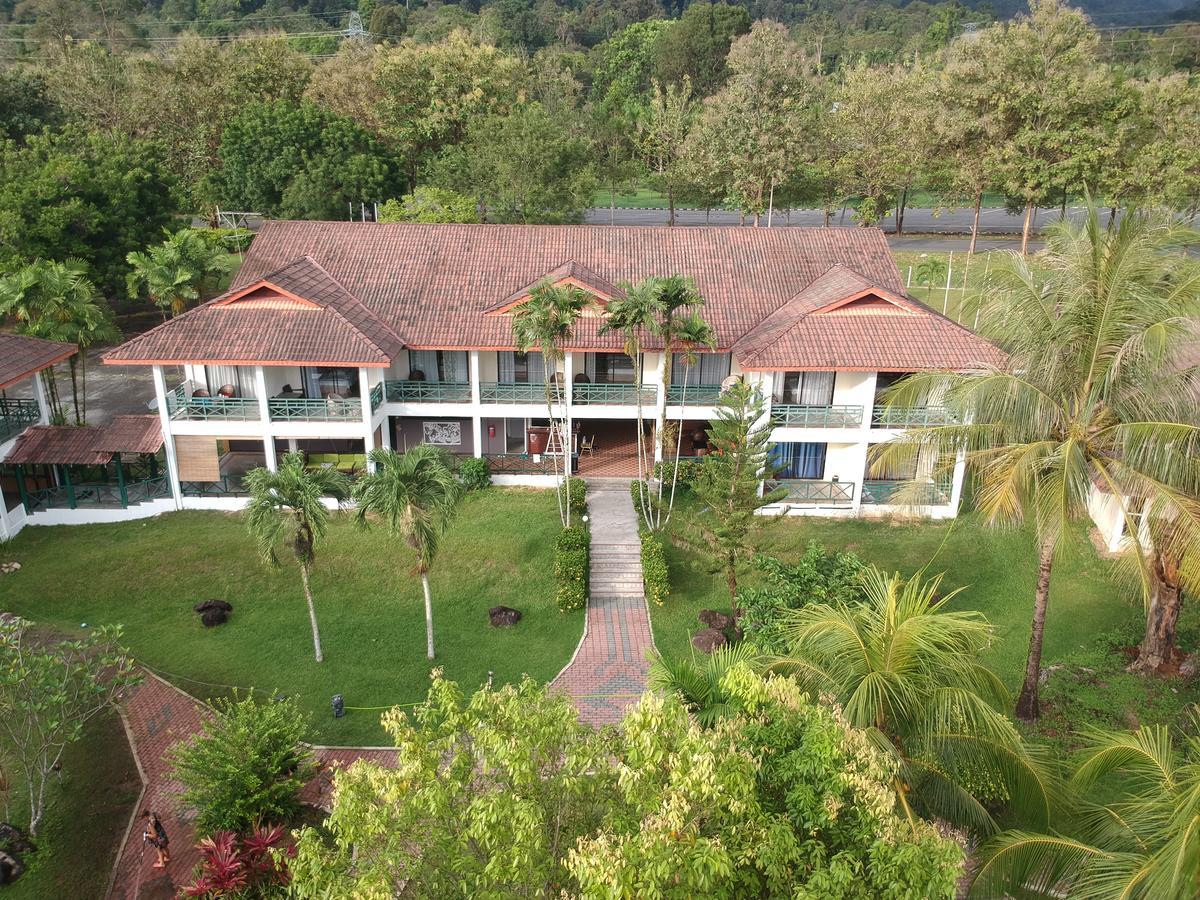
[0, 334, 77, 389]
[94, 415, 165, 455]
[103, 222, 1000, 371]
[7, 426, 112, 465]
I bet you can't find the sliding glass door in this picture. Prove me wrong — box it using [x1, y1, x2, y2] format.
[771, 442, 827, 479]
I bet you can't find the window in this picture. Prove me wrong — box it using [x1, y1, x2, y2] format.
[584, 352, 636, 384]
[498, 351, 546, 383]
[771, 442, 827, 479]
[875, 371, 910, 402]
[671, 353, 731, 385]
[204, 365, 254, 398]
[407, 350, 468, 383]
[505, 417, 526, 453]
[775, 371, 834, 406]
[301, 367, 360, 398]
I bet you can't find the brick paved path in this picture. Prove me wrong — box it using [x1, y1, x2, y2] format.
[108, 671, 396, 899]
[551, 484, 656, 727]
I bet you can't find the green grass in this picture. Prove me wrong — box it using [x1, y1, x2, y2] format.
[3, 710, 141, 899]
[0, 489, 582, 746]
[651, 506, 1133, 695]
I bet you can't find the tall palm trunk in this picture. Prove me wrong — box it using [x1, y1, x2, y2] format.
[1016, 537, 1055, 721]
[421, 571, 435, 660]
[632, 347, 652, 528]
[544, 377, 568, 527]
[298, 560, 324, 663]
[968, 192, 982, 255]
[1020, 201, 1036, 256]
[663, 360, 692, 527]
[67, 356, 81, 425]
[1130, 551, 1183, 675]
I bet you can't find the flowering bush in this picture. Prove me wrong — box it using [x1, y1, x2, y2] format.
[181, 825, 294, 898]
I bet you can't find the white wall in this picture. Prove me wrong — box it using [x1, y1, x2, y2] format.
[823, 442, 867, 485]
[479, 351, 499, 382]
[833, 371, 875, 409]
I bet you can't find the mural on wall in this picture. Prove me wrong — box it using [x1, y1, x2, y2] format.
[423, 421, 462, 446]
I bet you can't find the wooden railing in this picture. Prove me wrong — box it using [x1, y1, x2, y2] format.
[268, 396, 362, 422]
[770, 404, 863, 428]
[870, 406, 956, 428]
[0, 398, 39, 443]
[479, 382, 558, 404]
[167, 385, 260, 421]
[666, 384, 724, 404]
[861, 480, 951, 505]
[573, 383, 658, 405]
[775, 479, 855, 504]
[383, 380, 472, 403]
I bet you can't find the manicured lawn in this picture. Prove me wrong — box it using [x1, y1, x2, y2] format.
[651, 507, 1135, 695]
[1, 489, 581, 746]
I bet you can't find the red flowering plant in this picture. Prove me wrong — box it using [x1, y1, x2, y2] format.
[181, 825, 294, 898]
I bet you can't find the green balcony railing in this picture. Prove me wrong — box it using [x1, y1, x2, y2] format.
[774, 479, 856, 504]
[181, 476, 249, 497]
[666, 384, 724, 405]
[167, 386, 260, 421]
[0, 398, 39, 443]
[369, 381, 383, 412]
[268, 396, 363, 422]
[770, 404, 863, 428]
[861, 480, 952, 505]
[23, 475, 169, 512]
[870, 406, 956, 428]
[479, 382, 559, 404]
[383, 380, 471, 403]
[482, 453, 558, 474]
[572, 383, 657, 405]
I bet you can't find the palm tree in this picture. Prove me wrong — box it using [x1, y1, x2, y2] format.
[126, 228, 231, 319]
[0, 258, 119, 425]
[873, 206, 1200, 720]
[659, 307, 716, 526]
[243, 452, 351, 663]
[971, 710, 1200, 899]
[777, 567, 1055, 837]
[511, 282, 593, 528]
[353, 445, 462, 660]
[647, 643, 759, 728]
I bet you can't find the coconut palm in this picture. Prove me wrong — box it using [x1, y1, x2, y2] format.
[126, 227, 231, 319]
[511, 282, 593, 527]
[243, 452, 351, 663]
[353, 445, 462, 660]
[873, 206, 1200, 720]
[659, 307, 716, 526]
[0, 258, 119, 424]
[776, 567, 1056, 836]
[647, 642, 760, 727]
[970, 710, 1200, 899]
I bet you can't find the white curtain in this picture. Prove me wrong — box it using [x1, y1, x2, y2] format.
[441, 351, 467, 383]
[798, 372, 834, 406]
[205, 365, 253, 398]
[407, 350, 437, 381]
[498, 352, 515, 382]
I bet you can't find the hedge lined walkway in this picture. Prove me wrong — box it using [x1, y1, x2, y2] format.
[108, 671, 395, 899]
[551, 486, 656, 727]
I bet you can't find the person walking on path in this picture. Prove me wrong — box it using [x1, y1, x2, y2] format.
[141, 810, 170, 869]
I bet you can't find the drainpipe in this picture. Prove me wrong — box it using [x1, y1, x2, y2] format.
[15, 465, 30, 514]
[114, 453, 128, 507]
[62, 464, 76, 509]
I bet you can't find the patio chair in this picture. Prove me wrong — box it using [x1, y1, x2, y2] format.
[580, 435, 595, 458]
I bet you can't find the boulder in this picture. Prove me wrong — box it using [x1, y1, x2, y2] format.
[0, 823, 34, 856]
[0, 562, 20, 575]
[691, 627, 727, 654]
[698, 609, 733, 631]
[489, 606, 522, 628]
[200, 607, 229, 627]
[0, 849, 23, 886]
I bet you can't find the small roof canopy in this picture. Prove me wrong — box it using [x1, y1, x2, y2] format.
[0, 334, 77, 390]
[7, 416, 164, 465]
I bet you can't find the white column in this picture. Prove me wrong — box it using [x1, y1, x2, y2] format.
[860, 371, 879, 429]
[254, 366, 276, 471]
[151, 365, 183, 508]
[850, 441, 870, 515]
[32, 370, 51, 423]
[563, 352, 575, 468]
[358, 368, 376, 470]
[469, 351, 482, 458]
[947, 447, 968, 515]
[653, 352, 668, 466]
[287, 438, 298, 454]
[0, 484, 13, 540]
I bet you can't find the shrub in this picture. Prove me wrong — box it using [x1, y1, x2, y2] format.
[558, 477, 587, 516]
[640, 530, 670, 606]
[457, 456, 491, 491]
[182, 825, 294, 898]
[652, 458, 700, 488]
[168, 692, 317, 836]
[554, 525, 589, 612]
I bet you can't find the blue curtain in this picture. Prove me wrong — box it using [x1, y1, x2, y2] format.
[771, 442, 826, 479]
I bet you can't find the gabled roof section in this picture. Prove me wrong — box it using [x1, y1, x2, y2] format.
[484, 260, 626, 315]
[104, 257, 405, 367]
[0, 334, 77, 389]
[735, 264, 1005, 372]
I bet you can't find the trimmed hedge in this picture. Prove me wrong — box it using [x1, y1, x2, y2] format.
[640, 529, 670, 606]
[558, 477, 587, 516]
[457, 456, 492, 490]
[554, 525, 590, 612]
[652, 458, 701, 488]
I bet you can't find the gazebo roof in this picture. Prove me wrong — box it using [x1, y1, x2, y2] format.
[94, 416, 165, 455]
[7, 416, 164, 465]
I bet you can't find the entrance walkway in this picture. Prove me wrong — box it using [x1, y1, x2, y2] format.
[551, 484, 656, 726]
[108, 671, 396, 899]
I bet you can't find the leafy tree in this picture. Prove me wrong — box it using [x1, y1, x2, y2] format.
[168, 693, 317, 837]
[680, 380, 786, 600]
[377, 186, 477, 223]
[972, 711, 1200, 899]
[779, 567, 1055, 836]
[647, 642, 759, 727]
[289, 669, 964, 898]
[0, 258, 119, 425]
[353, 445, 463, 660]
[0, 128, 174, 293]
[126, 228, 232, 319]
[0, 68, 60, 143]
[589, 19, 671, 110]
[243, 452, 351, 664]
[653, 1, 751, 96]
[511, 281, 594, 527]
[212, 99, 403, 219]
[636, 77, 696, 227]
[874, 207, 1200, 719]
[0, 619, 138, 835]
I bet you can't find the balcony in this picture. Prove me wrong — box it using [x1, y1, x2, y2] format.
[479, 382, 559, 404]
[666, 384, 724, 405]
[384, 380, 471, 403]
[572, 383, 657, 405]
[774, 479, 855, 504]
[861, 479, 951, 505]
[166, 387, 259, 421]
[268, 396, 363, 422]
[770, 405, 863, 428]
[871, 406, 956, 428]
[0, 398, 39, 443]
